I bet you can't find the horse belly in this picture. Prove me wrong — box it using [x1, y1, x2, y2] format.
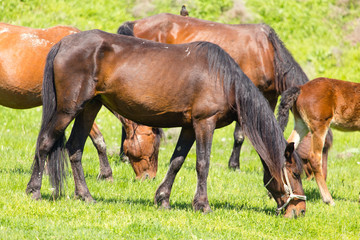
[0, 87, 42, 109]
[331, 115, 360, 131]
[100, 94, 193, 128]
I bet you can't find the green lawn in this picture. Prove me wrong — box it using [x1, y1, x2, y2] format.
[1, 0, 360, 239]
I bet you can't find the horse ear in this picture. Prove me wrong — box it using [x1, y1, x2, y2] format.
[284, 142, 295, 162]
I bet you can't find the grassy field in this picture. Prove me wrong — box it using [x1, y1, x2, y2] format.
[1, 0, 360, 239]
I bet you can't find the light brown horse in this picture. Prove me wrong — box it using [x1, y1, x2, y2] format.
[117, 13, 332, 172]
[278, 77, 360, 205]
[26, 30, 306, 217]
[0, 23, 160, 180]
[117, 114, 162, 179]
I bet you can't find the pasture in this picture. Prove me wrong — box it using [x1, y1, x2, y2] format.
[1, 0, 360, 239]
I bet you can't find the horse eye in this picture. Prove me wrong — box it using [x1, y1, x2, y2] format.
[293, 172, 301, 179]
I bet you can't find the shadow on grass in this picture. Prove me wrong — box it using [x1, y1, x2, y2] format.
[303, 187, 322, 202]
[89, 196, 276, 215]
[211, 200, 275, 216]
[303, 184, 359, 203]
[0, 167, 32, 175]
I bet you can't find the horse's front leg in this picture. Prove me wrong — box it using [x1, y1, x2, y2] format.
[192, 119, 216, 213]
[89, 123, 113, 181]
[154, 127, 195, 209]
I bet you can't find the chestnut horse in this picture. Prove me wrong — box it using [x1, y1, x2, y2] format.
[117, 13, 332, 172]
[0, 23, 160, 180]
[278, 77, 360, 205]
[26, 30, 306, 217]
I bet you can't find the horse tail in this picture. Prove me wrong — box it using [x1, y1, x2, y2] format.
[37, 41, 67, 197]
[265, 24, 309, 92]
[277, 87, 301, 132]
[117, 21, 135, 36]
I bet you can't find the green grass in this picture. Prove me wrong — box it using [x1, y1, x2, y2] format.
[1, 0, 360, 239]
[1, 107, 360, 239]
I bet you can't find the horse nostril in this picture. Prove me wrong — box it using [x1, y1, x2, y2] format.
[144, 173, 149, 180]
[301, 209, 305, 216]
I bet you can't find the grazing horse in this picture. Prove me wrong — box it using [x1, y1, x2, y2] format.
[117, 13, 332, 172]
[0, 23, 160, 180]
[278, 77, 360, 205]
[26, 30, 306, 217]
[117, 113, 162, 179]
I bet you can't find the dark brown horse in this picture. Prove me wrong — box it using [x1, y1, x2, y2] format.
[278, 77, 360, 205]
[117, 13, 332, 172]
[26, 30, 306, 217]
[0, 23, 160, 180]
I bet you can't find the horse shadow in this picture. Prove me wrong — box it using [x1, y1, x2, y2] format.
[93, 196, 276, 216]
[303, 182, 359, 203]
[0, 167, 32, 175]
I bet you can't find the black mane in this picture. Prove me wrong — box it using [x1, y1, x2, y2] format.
[265, 24, 309, 92]
[195, 41, 303, 181]
[117, 21, 135, 37]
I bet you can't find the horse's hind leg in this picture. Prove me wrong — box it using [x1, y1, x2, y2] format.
[309, 126, 335, 205]
[89, 123, 113, 181]
[26, 112, 75, 200]
[154, 127, 195, 209]
[321, 130, 333, 181]
[66, 100, 102, 202]
[228, 123, 244, 169]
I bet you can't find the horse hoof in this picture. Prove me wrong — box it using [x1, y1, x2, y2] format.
[85, 197, 96, 204]
[158, 202, 171, 210]
[26, 187, 42, 200]
[203, 206, 213, 214]
[97, 173, 114, 182]
[75, 193, 95, 203]
[193, 203, 212, 213]
[31, 191, 42, 200]
[323, 199, 335, 206]
[154, 191, 170, 209]
[25, 186, 33, 195]
[228, 162, 240, 170]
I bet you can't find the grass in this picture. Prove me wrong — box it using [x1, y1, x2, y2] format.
[1, 0, 360, 239]
[1, 107, 360, 239]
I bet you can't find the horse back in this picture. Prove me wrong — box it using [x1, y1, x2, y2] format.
[0, 23, 79, 109]
[132, 14, 276, 95]
[54, 30, 233, 128]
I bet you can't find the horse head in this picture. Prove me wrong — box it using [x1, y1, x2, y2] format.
[122, 121, 161, 180]
[264, 142, 306, 218]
